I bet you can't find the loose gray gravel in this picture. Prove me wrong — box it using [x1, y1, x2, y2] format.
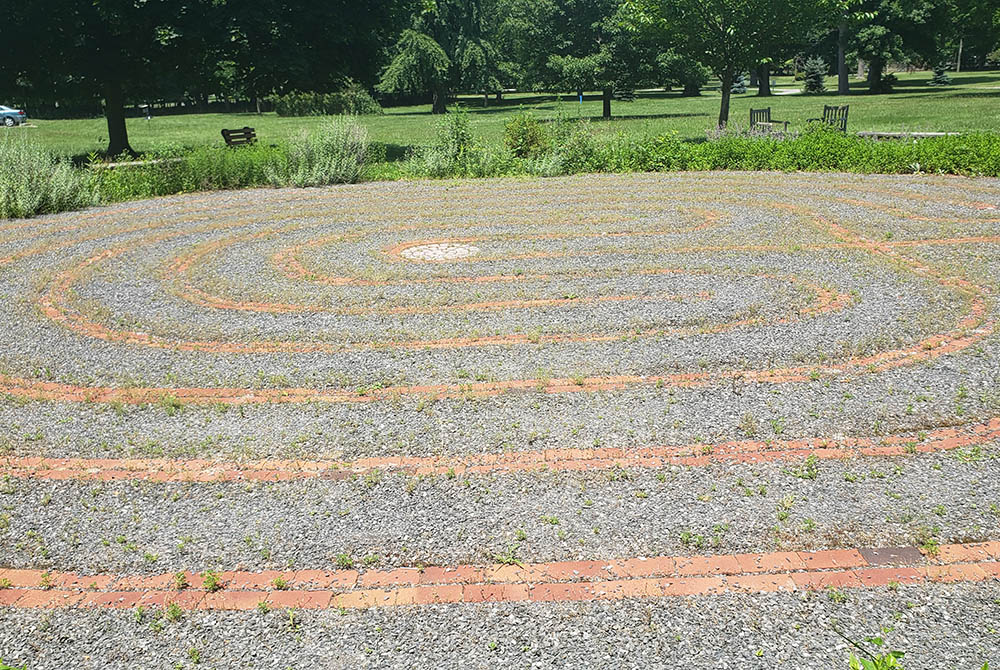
[2, 172, 1000, 668]
[0, 583, 996, 669]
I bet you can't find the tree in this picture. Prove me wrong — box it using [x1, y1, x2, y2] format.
[3, 0, 413, 155]
[378, 0, 501, 113]
[626, 0, 823, 126]
[4, 0, 228, 156]
[852, 0, 944, 93]
[819, 0, 874, 95]
[500, 0, 664, 119]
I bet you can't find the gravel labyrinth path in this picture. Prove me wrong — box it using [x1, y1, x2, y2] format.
[0, 172, 999, 668]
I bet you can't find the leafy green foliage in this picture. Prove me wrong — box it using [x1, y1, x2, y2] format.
[503, 110, 551, 158]
[0, 135, 95, 218]
[271, 82, 383, 117]
[267, 117, 371, 187]
[377, 29, 452, 98]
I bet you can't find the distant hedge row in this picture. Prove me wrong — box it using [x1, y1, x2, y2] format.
[269, 82, 383, 117]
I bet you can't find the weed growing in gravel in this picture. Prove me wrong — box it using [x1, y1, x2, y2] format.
[173, 571, 189, 590]
[494, 542, 523, 566]
[826, 587, 849, 603]
[188, 648, 201, 664]
[158, 395, 184, 417]
[784, 454, 820, 480]
[257, 600, 271, 614]
[0, 578, 10, 589]
[271, 576, 289, 590]
[738, 413, 759, 438]
[165, 602, 183, 622]
[335, 553, 354, 569]
[201, 570, 223, 592]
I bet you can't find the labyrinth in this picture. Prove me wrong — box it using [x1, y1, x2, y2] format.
[1, 172, 1000, 667]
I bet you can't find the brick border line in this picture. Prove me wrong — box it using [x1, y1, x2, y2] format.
[0, 543, 996, 610]
[4, 417, 998, 483]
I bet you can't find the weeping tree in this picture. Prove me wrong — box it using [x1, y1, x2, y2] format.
[378, 29, 452, 113]
[378, 0, 501, 113]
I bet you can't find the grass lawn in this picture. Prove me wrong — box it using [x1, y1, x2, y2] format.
[8, 69, 1000, 158]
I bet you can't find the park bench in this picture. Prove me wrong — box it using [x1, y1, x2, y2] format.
[221, 126, 257, 147]
[749, 107, 788, 132]
[807, 105, 849, 132]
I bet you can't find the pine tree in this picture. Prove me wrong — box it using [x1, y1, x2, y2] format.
[730, 72, 748, 94]
[802, 56, 827, 94]
[929, 64, 951, 86]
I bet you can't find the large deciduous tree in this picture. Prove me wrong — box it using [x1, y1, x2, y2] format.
[851, 0, 944, 93]
[3, 0, 412, 155]
[499, 0, 664, 119]
[626, 0, 823, 126]
[5, 0, 226, 156]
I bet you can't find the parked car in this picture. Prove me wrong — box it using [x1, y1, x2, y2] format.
[0, 105, 27, 126]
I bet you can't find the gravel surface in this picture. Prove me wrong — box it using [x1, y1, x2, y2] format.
[1, 171, 999, 668]
[0, 583, 996, 669]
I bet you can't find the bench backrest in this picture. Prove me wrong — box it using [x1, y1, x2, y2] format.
[749, 108, 772, 126]
[822, 105, 849, 131]
[221, 127, 257, 146]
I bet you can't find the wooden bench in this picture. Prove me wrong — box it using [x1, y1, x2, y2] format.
[807, 105, 849, 132]
[221, 127, 257, 147]
[749, 107, 788, 132]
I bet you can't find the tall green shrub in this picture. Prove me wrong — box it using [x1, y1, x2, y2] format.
[271, 81, 382, 117]
[503, 110, 550, 159]
[0, 135, 95, 218]
[268, 117, 370, 187]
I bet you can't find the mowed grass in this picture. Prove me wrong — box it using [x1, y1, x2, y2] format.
[8, 69, 1000, 158]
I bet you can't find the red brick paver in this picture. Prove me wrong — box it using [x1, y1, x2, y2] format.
[1, 543, 995, 612]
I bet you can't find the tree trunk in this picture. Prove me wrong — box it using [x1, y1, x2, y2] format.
[756, 64, 771, 96]
[495, 91, 502, 102]
[857, 58, 865, 79]
[103, 80, 135, 157]
[867, 57, 884, 94]
[718, 68, 734, 127]
[483, 92, 489, 107]
[749, 70, 758, 87]
[837, 20, 849, 95]
[431, 87, 447, 114]
[956, 38, 963, 73]
[602, 88, 612, 119]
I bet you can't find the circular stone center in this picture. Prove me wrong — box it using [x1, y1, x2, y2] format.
[400, 243, 480, 261]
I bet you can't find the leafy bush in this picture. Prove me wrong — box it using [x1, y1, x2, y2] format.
[412, 110, 480, 177]
[267, 117, 370, 187]
[803, 57, 827, 94]
[503, 110, 550, 158]
[271, 81, 382, 117]
[0, 134, 95, 218]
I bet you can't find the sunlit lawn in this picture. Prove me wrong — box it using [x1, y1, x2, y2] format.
[10, 69, 1000, 158]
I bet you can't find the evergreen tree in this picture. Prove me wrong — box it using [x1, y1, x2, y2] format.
[803, 56, 828, 93]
